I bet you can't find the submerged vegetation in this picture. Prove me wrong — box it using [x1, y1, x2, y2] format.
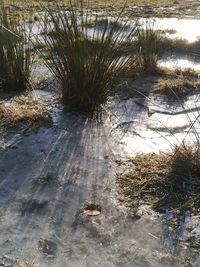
[0, 5, 32, 92]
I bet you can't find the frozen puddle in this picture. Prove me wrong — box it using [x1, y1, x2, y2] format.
[24, 14, 200, 72]
[138, 17, 200, 43]
[0, 90, 200, 266]
[27, 15, 200, 43]
[159, 54, 200, 71]
[110, 93, 200, 155]
[26, 16, 200, 72]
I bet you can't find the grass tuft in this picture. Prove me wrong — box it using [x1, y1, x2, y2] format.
[0, 4, 32, 92]
[172, 144, 200, 184]
[38, 1, 136, 113]
[152, 77, 200, 98]
[118, 143, 200, 213]
[134, 22, 161, 74]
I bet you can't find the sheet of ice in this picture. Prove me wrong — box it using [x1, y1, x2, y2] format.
[138, 17, 200, 43]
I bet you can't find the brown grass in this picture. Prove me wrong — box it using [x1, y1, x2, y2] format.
[2, 0, 200, 20]
[3, 0, 200, 9]
[0, 93, 47, 134]
[118, 144, 200, 213]
[152, 77, 200, 98]
[172, 144, 200, 183]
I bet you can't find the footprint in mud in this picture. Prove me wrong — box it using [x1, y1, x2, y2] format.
[38, 239, 57, 257]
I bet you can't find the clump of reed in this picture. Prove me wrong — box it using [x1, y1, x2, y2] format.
[0, 4, 32, 92]
[171, 143, 200, 186]
[135, 22, 161, 74]
[38, 1, 136, 113]
[118, 142, 200, 213]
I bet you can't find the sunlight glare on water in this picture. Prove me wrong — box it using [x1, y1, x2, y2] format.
[139, 18, 200, 43]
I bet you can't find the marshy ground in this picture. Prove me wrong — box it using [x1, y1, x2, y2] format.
[1, 1, 200, 267]
[3, 0, 200, 17]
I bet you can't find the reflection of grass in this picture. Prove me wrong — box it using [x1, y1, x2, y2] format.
[118, 147, 200, 213]
[124, 35, 200, 62]
[171, 67, 200, 77]
[152, 77, 200, 98]
[0, 115, 6, 137]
